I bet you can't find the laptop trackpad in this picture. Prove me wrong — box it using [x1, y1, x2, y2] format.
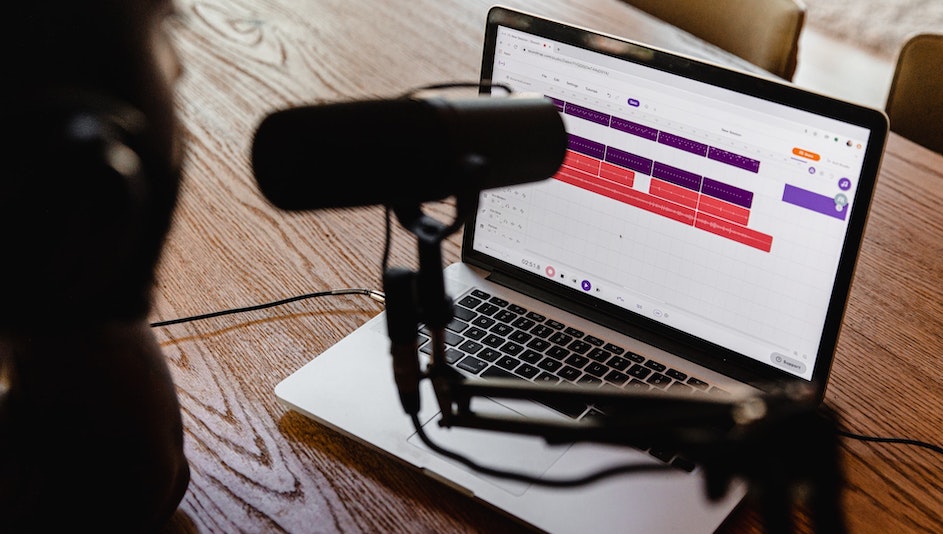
[407, 396, 572, 496]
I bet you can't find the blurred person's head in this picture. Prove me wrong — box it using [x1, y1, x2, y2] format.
[1, 0, 184, 321]
[0, 1, 190, 530]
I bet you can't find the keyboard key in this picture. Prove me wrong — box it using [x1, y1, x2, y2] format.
[567, 339, 592, 354]
[457, 355, 487, 374]
[443, 330, 463, 347]
[496, 356, 520, 371]
[470, 289, 490, 300]
[538, 358, 563, 373]
[534, 372, 560, 384]
[511, 317, 536, 331]
[564, 326, 584, 338]
[457, 340, 483, 355]
[644, 360, 667, 373]
[471, 316, 495, 329]
[481, 334, 505, 348]
[507, 304, 527, 315]
[494, 309, 518, 323]
[604, 343, 625, 354]
[607, 355, 630, 371]
[477, 303, 501, 316]
[557, 365, 581, 381]
[649, 448, 676, 463]
[462, 327, 487, 341]
[603, 369, 629, 385]
[457, 295, 482, 309]
[577, 375, 601, 386]
[549, 332, 573, 346]
[545, 346, 570, 360]
[666, 369, 687, 381]
[625, 379, 650, 391]
[564, 354, 590, 369]
[519, 349, 543, 364]
[508, 330, 532, 344]
[628, 364, 652, 379]
[498, 341, 524, 356]
[672, 456, 697, 473]
[646, 372, 672, 388]
[489, 323, 513, 336]
[515, 363, 540, 380]
[488, 296, 509, 307]
[530, 324, 554, 338]
[445, 348, 465, 364]
[453, 306, 476, 321]
[584, 362, 609, 377]
[446, 317, 470, 333]
[545, 319, 566, 330]
[477, 348, 501, 362]
[687, 377, 709, 390]
[587, 347, 612, 362]
[482, 366, 519, 380]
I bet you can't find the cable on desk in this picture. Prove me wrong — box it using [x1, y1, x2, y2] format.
[837, 428, 943, 456]
[149, 288, 385, 328]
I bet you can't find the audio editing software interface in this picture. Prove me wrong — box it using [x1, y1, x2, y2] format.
[473, 26, 873, 379]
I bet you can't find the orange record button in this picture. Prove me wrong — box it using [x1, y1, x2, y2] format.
[792, 147, 821, 161]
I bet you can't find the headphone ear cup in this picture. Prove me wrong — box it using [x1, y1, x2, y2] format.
[55, 108, 149, 223]
[2, 98, 153, 318]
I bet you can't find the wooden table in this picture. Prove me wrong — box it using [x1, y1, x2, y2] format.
[155, 0, 943, 532]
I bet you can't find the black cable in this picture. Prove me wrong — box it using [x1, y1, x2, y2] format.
[148, 288, 385, 327]
[837, 428, 943, 455]
[409, 413, 672, 487]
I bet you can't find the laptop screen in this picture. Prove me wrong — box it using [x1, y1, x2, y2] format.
[465, 7, 887, 385]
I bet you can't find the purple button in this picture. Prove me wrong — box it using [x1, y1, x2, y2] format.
[627, 98, 640, 107]
[581, 280, 592, 291]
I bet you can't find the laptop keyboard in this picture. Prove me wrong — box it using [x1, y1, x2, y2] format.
[417, 287, 729, 473]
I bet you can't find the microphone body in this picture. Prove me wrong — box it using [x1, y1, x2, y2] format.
[251, 93, 566, 210]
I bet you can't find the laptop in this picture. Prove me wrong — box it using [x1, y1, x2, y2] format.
[275, 5, 888, 533]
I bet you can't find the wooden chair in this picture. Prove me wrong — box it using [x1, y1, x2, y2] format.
[620, 0, 806, 80]
[885, 33, 943, 154]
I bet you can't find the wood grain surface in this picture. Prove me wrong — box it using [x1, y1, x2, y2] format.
[152, 0, 943, 532]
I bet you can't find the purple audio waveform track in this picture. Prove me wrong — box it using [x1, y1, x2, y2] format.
[605, 145, 653, 175]
[708, 147, 761, 173]
[565, 103, 611, 126]
[567, 137, 754, 209]
[702, 178, 754, 209]
[611, 117, 658, 141]
[554, 98, 761, 174]
[659, 132, 709, 157]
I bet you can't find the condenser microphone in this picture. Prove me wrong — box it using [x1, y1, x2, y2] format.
[251, 93, 566, 210]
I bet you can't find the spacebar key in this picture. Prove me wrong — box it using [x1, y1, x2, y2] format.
[481, 366, 524, 380]
[480, 367, 585, 418]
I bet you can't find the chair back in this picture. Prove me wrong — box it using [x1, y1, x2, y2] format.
[621, 0, 806, 80]
[886, 33, 943, 154]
